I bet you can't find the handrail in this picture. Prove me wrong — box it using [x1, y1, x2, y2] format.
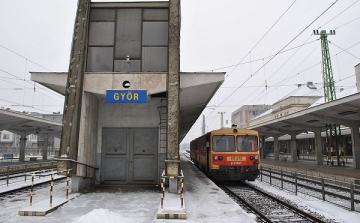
[53, 158, 98, 170]
[28, 169, 72, 207]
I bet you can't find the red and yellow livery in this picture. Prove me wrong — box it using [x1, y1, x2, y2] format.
[190, 128, 260, 181]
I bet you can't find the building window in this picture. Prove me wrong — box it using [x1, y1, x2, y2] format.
[86, 8, 169, 73]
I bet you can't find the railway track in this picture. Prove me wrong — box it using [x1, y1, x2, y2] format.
[0, 176, 67, 199]
[219, 182, 327, 223]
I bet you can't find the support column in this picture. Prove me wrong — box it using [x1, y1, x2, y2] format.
[290, 133, 297, 162]
[43, 137, 49, 160]
[315, 129, 323, 165]
[166, 0, 181, 193]
[274, 135, 279, 160]
[19, 133, 27, 162]
[59, 0, 90, 173]
[350, 125, 360, 169]
[261, 135, 266, 158]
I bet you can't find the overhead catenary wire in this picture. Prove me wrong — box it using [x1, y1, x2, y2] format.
[187, 0, 340, 137]
[335, 16, 360, 30]
[0, 98, 60, 113]
[213, 1, 339, 111]
[0, 68, 64, 99]
[247, 41, 359, 106]
[225, 0, 298, 78]
[330, 41, 360, 61]
[0, 44, 64, 112]
[197, 40, 318, 73]
[317, 0, 359, 29]
[0, 44, 52, 72]
[244, 42, 321, 106]
[0, 78, 64, 104]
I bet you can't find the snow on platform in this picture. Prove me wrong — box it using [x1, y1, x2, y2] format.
[156, 192, 186, 219]
[1, 155, 257, 223]
[18, 193, 80, 216]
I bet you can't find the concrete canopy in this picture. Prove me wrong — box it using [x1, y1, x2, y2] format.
[0, 109, 62, 137]
[31, 72, 224, 142]
[250, 92, 360, 137]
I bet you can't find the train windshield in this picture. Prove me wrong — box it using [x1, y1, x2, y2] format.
[237, 135, 258, 152]
[212, 135, 235, 152]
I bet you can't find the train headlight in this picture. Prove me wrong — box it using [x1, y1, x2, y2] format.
[250, 156, 254, 160]
[255, 155, 259, 160]
[214, 156, 218, 160]
[219, 156, 223, 160]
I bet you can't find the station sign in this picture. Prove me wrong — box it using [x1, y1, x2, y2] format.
[106, 90, 147, 103]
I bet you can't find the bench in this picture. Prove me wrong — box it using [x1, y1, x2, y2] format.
[29, 157, 38, 161]
[2, 153, 15, 161]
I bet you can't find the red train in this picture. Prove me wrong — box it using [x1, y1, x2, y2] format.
[190, 128, 260, 181]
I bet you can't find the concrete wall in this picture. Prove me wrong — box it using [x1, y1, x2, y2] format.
[77, 92, 99, 178]
[96, 96, 163, 183]
[84, 73, 167, 96]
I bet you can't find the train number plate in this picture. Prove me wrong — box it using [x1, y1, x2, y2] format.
[227, 156, 246, 161]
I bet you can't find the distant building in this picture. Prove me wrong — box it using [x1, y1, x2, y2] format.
[231, 105, 271, 128]
[249, 82, 323, 127]
[0, 130, 18, 147]
[0, 111, 62, 148]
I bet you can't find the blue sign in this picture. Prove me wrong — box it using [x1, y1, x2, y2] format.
[106, 90, 147, 103]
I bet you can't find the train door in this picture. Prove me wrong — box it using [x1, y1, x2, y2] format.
[101, 128, 158, 184]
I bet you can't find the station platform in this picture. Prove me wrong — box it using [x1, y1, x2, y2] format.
[5, 155, 257, 223]
[261, 157, 360, 183]
[0, 157, 57, 175]
[0, 157, 57, 166]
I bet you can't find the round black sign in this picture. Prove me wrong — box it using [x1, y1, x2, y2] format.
[123, 81, 131, 88]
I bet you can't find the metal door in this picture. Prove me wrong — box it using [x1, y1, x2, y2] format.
[102, 128, 158, 184]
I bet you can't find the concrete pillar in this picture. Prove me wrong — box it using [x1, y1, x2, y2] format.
[355, 63, 360, 92]
[43, 137, 49, 160]
[274, 135, 279, 160]
[59, 0, 90, 173]
[166, 0, 181, 193]
[261, 135, 266, 158]
[19, 133, 27, 162]
[290, 133, 297, 162]
[314, 129, 323, 165]
[350, 125, 360, 169]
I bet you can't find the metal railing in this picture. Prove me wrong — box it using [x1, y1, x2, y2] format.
[28, 169, 72, 207]
[0, 161, 57, 186]
[54, 158, 98, 178]
[259, 166, 360, 212]
[160, 170, 185, 209]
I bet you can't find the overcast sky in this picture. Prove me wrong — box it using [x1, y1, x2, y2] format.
[0, 0, 359, 144]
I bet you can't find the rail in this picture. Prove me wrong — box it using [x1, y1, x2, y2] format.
[0, 161, 57, 186]
[259, 166, 360, 212]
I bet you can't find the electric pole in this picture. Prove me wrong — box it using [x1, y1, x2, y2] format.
[202, 115, 205, 135]
[218, 112, 225, 129]
[314, 30, 344, 166]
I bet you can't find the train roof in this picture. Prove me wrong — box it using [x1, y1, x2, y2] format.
[210, 128, 259, 135]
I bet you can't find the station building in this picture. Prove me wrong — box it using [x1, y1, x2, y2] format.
[31, 0, 223, 191]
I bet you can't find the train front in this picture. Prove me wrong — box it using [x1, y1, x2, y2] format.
[210, 128, 260, 181]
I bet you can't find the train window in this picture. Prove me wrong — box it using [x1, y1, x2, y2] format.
[212, 135, 235, 152]
[237, 135, 258, 152]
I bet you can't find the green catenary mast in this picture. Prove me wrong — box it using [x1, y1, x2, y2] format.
[314, 30, 344, 166]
